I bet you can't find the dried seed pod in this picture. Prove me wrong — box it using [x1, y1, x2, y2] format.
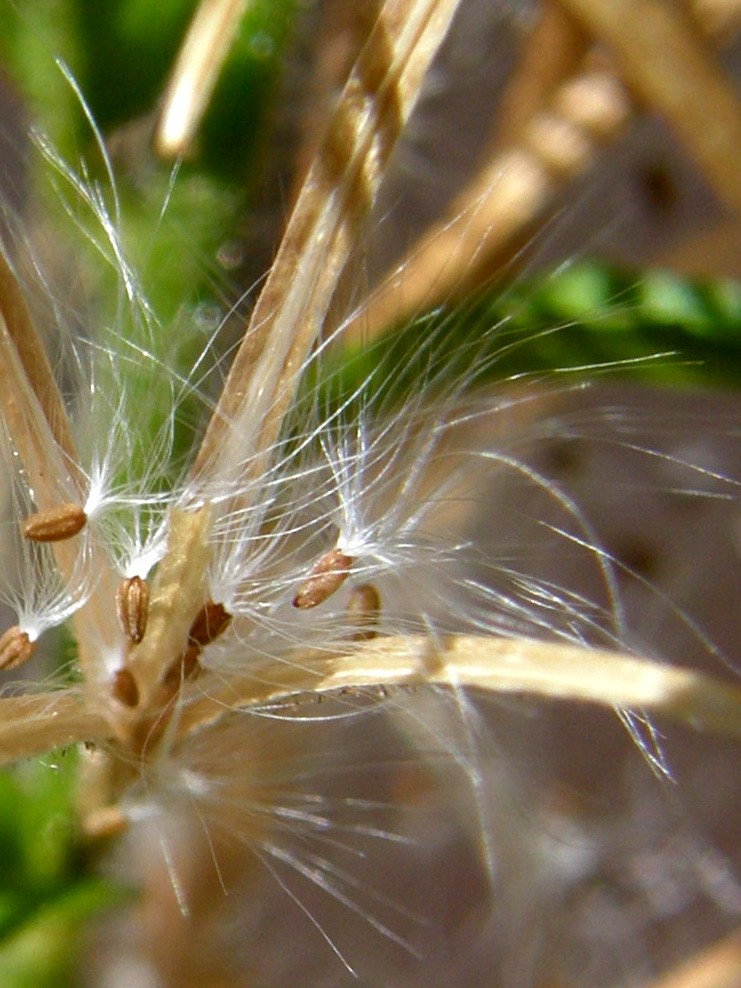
[116, 576, 150, 644]
[346, 583, 381, 641]
[163, 644, 202, 690]
[0, 626, 34, 670]
[188, 600, 232, 647]
[112, 667, 140, 708]
[22, 503, 86, 542]
[293, 549, 353, 609]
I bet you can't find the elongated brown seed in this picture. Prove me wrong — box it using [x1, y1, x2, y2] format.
[188, 600, 232, 647]
[83, 805, 128, 840]
[116, 576, 150, 644]
[22, 503, 86, 542]
[346, 583, 381, 641]
[0, 626, 34, 670]
[293, 549, 353, 609]
[112, 667, 140, 708]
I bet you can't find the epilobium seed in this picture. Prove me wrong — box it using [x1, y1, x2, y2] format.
[188, 600, 232, 647]
[0, 626, 34, 670]
[346, 583, 381, 640]
[116, 576, 150, 644]
[22, 503, 87, 542]
[112, 667, 140, 708]
[293, 549, 353, 609]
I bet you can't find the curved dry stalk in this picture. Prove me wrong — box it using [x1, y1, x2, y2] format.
[647, 928, 741, 988]
[0, 690, 111, 766]
[342, 0, 741, 344]
[175, 635, 741, 745]
[342, 56, 633, 343]
[124, 507, 212, 715]
[154, 0, 249, 158]
[492, 0, 589, 149]
[0, 256, 122, 683]
[0, 252, 80, 478]
[191, 0, 464, 489]
[561, 0, 741, 214]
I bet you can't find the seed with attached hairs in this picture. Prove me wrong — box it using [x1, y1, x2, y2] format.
[0, 626, 34, 670]
[22, 503, 86, 542]
[346, 583, 381, 640]
[112, 667, 140, 708]
[116, 576, 150, 644]
[293, 549, 353, 609]
[188, 600, 232, 647]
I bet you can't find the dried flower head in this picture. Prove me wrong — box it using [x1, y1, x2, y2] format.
[0, 0, 740, 983]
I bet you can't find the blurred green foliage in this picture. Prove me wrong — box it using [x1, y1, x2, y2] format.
[0, 752, 128, 987]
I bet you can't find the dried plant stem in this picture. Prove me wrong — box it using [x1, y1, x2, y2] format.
[0, 258, 122, 684]
[176, 636, 741, 745]
[694, 0, 741, 36]
[344, 0, 741, 343]
[560, 0, 741, 214]
[290, 0, 384, 195]
[0, 252, 79, 475]
[0, 691, 110, 766]
[494, 0, 588, 149]
[192, 0, 463, 489]
[344, 57, 632, 343]
[648, 928, 741, 988]
[125, 507, 212, 717]
[155, 0, 249, 158]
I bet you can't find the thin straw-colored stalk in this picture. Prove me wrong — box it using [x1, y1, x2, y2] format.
[0, 259, 119, 685]
[0, 691, 111, 766]
[493, 0, 588, 149]
[343, 0, 741, 344]
[0, 288, 82, 610]
[176, 636, 741, 744]
[343, 57, 632, 344]
[648, 929, 741, 988]
[154, 0, 249, 158]
[0, 252, 79, 478]
[125, 507, 212, 713]
[560, 0, 741, 214]
[191, 0, 463, 488]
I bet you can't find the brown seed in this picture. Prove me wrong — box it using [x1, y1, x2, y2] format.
[293, 549, 353, 609]
[163, 644, 202, 690]
[188, 600, 232, 647]
[112, 667, 140, 707]
[116, 576, 150, 644]
[22, 503, 86, 542]
[346, 583, 381, 641]
[83, 805, 128, 840]
[0, 626, 34, 670]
